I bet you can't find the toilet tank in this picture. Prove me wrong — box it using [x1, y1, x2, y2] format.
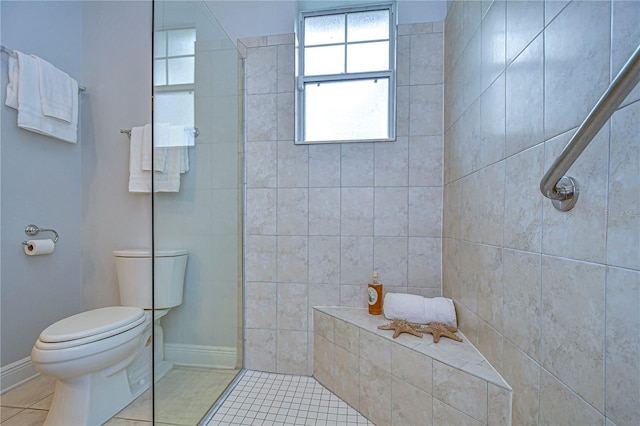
[113, 249, 188, 309]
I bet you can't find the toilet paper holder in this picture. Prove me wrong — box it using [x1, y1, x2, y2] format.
[22, 224, 59, 245]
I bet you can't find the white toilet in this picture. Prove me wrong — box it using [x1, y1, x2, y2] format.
[31, 249, 188, 426]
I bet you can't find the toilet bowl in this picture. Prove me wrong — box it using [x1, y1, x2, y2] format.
[31, 249, 188, 426]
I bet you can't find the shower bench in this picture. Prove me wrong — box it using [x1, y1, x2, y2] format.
[313, 306, 512, 425]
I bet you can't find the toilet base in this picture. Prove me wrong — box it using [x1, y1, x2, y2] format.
[44, 364, 144, 426]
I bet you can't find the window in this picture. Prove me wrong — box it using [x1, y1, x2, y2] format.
[296, 4, 396, 144]
[153, 28, 196, 138]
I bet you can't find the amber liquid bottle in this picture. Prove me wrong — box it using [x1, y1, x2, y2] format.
[367, 272, 383, 315]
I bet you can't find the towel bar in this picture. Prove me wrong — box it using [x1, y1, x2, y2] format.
[1, 45, 87, 92]
[120, 127, 200, 139]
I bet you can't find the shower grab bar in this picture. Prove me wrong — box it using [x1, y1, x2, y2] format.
[120, 127, 200, 138]
[540, 44, 640, 212]
[1, 45, 87, 92]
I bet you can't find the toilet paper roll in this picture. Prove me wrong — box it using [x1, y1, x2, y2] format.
[24, 239, 55, 256]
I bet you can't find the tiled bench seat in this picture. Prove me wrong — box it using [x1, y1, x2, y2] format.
[313, 307, 512, 426]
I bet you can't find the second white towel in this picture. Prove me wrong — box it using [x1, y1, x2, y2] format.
[383, 293, 457, 328]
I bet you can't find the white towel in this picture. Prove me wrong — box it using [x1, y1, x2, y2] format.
[168, 125, 189, 173]
[383, 293, 457, 328]
[129, 124, 185, 193]
[128, 126, 152, 192]
[5, 51, 79, 143]
[142, 123, 168, 171]
[35, 55, 74, 123]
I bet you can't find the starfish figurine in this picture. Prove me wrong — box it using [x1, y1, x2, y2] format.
[417, 322, 462, 343]
[378, 319, 423, 339]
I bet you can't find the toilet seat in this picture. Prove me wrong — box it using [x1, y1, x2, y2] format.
[35, 307, 145, 350]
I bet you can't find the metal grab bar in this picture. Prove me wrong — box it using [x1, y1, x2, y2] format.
[540, 44, 640, 211]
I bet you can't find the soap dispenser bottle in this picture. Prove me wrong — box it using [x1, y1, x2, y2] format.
[368, 271, 383, 315]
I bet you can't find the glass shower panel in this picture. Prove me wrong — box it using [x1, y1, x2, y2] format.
[152, 1, 243, 424]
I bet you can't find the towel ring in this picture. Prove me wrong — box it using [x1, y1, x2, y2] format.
[22, 224, 59, 245]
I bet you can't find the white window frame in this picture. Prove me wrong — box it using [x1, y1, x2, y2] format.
[295, 3, 397, 145]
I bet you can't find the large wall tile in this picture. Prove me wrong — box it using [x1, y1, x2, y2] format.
[276, 188, 308, 236]
[605, 266, 640, 425]
[540, 256, 605, 413]
[340, 188, 373, 236]
[410, 84, 444, 136]
[375, 137, 409, 187]
[542, 127, 609, 263]
[309, 144, 341, 187]
[544, 0, 611, 139]
[479, 73, 505, 168]
[277, 283, 308, 331]
[391, 344, 433, 394]
[504, 144, 543, 252]
[480, 0, 505, 92]
[245, 328, 276, 372]
[612, 0, 640, 107]
[539, 370, 605, 426]
[391, 377, 433, 426]
[607, 102, 640, 270]
[410, 32, 444, 86]
[505, 34, 543, 157]
[505, 0, 543, 64]
[409, 135, 443, 186]
[245, 45, 277, 95]
[334, 345, 360, 410]
[502, 341, 540, 426]
[308, 236, 341, 285]
[276, 236, 308, 283]
[308, 188, 340, 236]
[276, 330, 308, 374]
[433, 360, 488, 423]
[503, 249, 541, 361]
[374, 187, 409, 236]
[359, 360, 391, 425]
[408, 237, 441, 288]
[277, 140, 308, 188]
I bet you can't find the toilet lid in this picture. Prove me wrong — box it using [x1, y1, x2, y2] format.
[39, 307, 145, 345]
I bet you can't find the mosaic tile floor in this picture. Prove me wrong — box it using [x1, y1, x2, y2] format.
[207, 370, 373, 426]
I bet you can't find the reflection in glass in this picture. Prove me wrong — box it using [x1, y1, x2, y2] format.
[167, 28, 196, 56]
[153, 1, 243, 424]
[167, 57, 194, 85]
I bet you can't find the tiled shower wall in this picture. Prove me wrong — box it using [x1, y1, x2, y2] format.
[443, 1, 639, 425]
[242, 22, 444, 375]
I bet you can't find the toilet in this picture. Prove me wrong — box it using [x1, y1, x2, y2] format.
[30, 249, 188, 426]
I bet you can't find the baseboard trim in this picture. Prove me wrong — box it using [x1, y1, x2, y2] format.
[1, 357, 38, 394]
[164, 343, 237, 370]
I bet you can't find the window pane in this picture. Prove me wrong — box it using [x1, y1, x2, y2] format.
[168, 28, 196, 56]
[304, 78, 389, 141]
[347, 41, 389, 73]
[154, 31, 167, 58]
[154, 59, 167, 85]
[304, 45, 344, 75]
[168, 57, 194, 85]
[347, 10, 389, 42]
[304, 14, 345, 46]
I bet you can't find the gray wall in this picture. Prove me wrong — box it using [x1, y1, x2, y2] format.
[80, 1, 152, 310]
[443, 1, 639, 424]
[0, 0, 152, 369]
[1, 0, 84, 366]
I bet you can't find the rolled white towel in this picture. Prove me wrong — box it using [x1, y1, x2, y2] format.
[383, 293, 457, 328]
